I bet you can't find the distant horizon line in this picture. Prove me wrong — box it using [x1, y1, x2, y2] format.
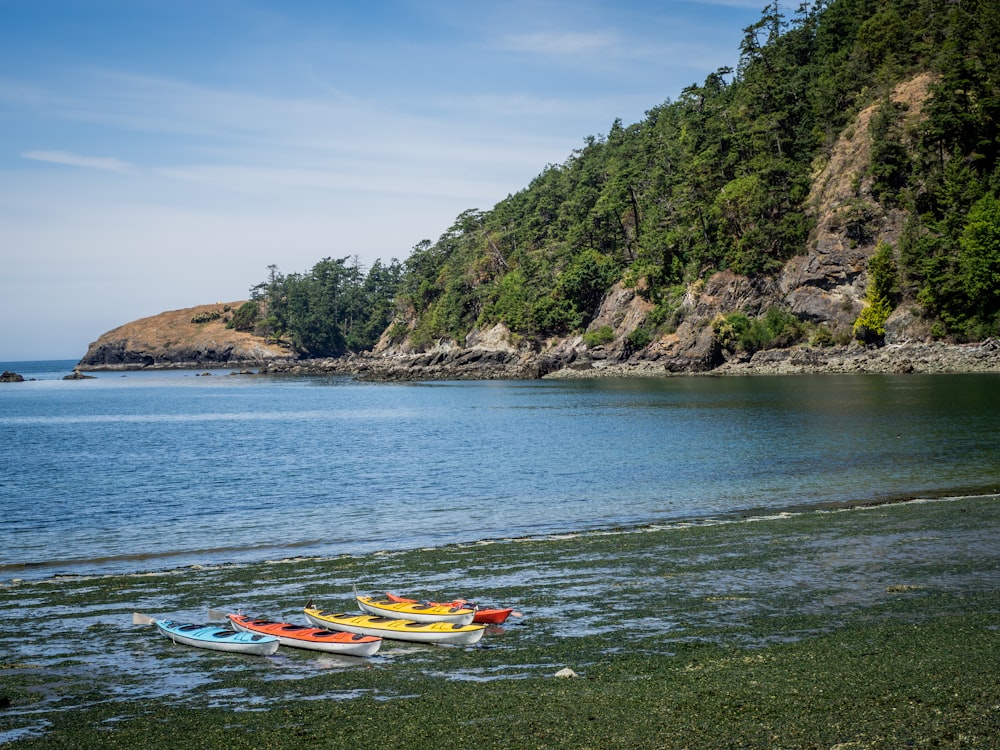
[1, 356, 81, 365]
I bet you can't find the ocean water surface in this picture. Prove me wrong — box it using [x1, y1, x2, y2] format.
[2, 360, 999, 581]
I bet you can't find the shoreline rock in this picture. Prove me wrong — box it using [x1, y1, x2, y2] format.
[710, 339, 1000, 376]
[62, 370, 95, 380]
[247, 338, 1000, 381]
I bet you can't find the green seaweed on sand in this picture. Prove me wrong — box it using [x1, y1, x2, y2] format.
[2, 495, 999, 748]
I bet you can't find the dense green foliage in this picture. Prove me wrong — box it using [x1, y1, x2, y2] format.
[715, 306, 807, 354]
[190, 310, 222, 324]
[249, 0, 1000, 356]
[853, 242, 899, 344]
[889, 1, 1000, 339]
[234, 257, 402, 356]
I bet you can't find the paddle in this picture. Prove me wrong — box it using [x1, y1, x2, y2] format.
[132, 612, 156, 626]
[206, 609, 229, 621]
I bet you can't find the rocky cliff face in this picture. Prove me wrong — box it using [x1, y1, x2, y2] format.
[346, 74, 946, 379]
[780, 73, 937, 341]
[78, 302, 291, 370]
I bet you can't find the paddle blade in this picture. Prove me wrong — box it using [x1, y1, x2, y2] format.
[207, 609, 229, 621]
[132, 612, 156, 626]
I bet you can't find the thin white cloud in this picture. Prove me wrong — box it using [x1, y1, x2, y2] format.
[152, 163, 516, 203]
[502, 30, 618, 57]
[22, 149, 135, 174]
[699, 0, 766, 8]
[10, 68, 578, 204]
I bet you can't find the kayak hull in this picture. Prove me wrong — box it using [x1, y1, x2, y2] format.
[226, 614, 382, 657]
[304, 607, 485, 646]
[152, 619, 279, 656]
[471, 607, 516, 625]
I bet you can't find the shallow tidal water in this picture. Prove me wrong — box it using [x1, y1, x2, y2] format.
[2, 493, 998, 745]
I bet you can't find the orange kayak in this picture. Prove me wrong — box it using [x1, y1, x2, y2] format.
[224, 613, 382, 657]
[385, 592, 521, 625]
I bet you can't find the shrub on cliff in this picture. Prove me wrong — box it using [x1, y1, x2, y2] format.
[227, 301, 260, 332]
[854, 243, 899, 346]
[583, 326, 615, 348]
[714, 307, 805, 355]
[191, 310, 221, 324]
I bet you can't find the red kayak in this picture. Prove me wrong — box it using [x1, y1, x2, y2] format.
[217, 612, 382, 657]
[385, 592, 521, 625]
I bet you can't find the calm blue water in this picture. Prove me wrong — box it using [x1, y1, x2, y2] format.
[2, 360, 999, 581]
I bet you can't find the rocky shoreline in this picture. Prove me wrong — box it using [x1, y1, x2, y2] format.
[249, 338, 1000, 381]
[57, 334, 1000, 383]
[67, 300, 1000, 383]
[711, 338, 1000, 376]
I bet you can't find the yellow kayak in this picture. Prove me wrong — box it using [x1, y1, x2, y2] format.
[304, 605, 486, 646]
[355, 593, 476, 625]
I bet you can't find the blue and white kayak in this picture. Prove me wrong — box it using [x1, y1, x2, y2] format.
[133, 612, 279, 656]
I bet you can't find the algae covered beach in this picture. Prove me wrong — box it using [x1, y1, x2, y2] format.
[2, 494, 1000, 749]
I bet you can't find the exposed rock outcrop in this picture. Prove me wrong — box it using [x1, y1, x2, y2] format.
[777, 73, 935, 341]
[78, 302, 292, 370]
[712, 338, 1000, 375]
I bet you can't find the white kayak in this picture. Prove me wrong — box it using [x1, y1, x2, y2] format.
[355, 592, 476, 625]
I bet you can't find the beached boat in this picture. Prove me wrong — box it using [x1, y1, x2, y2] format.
[215, 612, 382, 657]
[304, 604, 486, 646]
[385, 592, 521, 625]
[133, 612, 279, 656]
[354, 591, 476, 625]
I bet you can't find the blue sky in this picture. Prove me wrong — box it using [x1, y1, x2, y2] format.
[1, 0, 767, 361]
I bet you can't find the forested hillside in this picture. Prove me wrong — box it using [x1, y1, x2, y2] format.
[240, 0, 1000, 360]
